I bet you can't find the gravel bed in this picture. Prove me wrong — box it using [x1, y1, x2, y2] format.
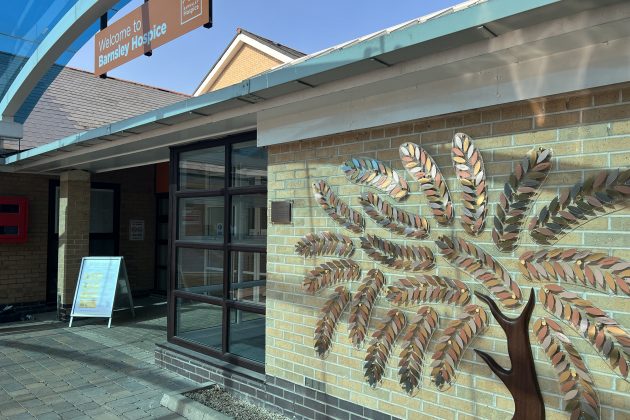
[184, 384, 291, 420]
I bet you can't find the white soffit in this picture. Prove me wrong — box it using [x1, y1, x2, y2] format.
[257, 3, 630, 146]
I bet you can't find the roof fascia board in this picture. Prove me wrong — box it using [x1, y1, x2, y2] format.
[0, 0, 120, 119]
[247, 0, 560, 91]
[258, 34, 630, 146]
[194, 33, 295, 96]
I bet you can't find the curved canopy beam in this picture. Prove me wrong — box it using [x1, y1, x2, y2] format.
[0, 0, 119, 138]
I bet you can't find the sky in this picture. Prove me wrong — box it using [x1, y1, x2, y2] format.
[67, 0, 464, 95]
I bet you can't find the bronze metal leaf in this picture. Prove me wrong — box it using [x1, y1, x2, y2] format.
[530, 169, 630, 245]
[295, 231, 355, 257]
[492, 147, 553, 252]
[360, 234, 435, 272]
[341, 157, 409, 201]
[533, 317, 600, 419]
[430, 305, 488, 391]
[387, 275, 470, 307]
[436, 235, 522, 308]
[399, 142, 454, 225]
[359, 192, 429, 239]
[303, 259, 361, 294]
[451, 133, 488, 236]
[348, 269, 386, 348]
[314, 286, 351, 358]
[364, 309, 407, 387]
[539, 284, 630, 380]
[398, 306, 439, 395]
[520, 249, 630, 297]
[313, 180, 364, 233]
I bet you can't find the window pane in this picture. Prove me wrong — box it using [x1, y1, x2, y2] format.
[231, 140, 267, 187]
[230, 252, 266, 303]
[90, 189, 114, 233]
[229, 309, 264, 363]
[178, 197, 223, 243]
[179, 146, 225, 191]
[176, 248, 223, 298]
[176, 298, 222, 350]
[231, 195, 267, 245]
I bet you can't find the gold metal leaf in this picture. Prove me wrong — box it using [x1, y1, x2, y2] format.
[436, 235, 522, 308]
[359, 192, 429, 239]
[313, 180, 364, 233]
[399, 142, 453, 225]
[492, 147, 553, 252]
[451, 133, 488, 236]
[341, 158, 409, 201]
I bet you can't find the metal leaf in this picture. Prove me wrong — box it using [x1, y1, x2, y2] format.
[492, 147, 553, 252]
[314, 286, 351, 358]
[436, 235, 522, 308]
[313, 180, 364, 233]
[451, 133, 488, 236]
[359, 192, 429, 239]
[398, 306, 439, 395]
[399, 142, 453, 225]
[430, 305, 488, 391]
[295, 232, 355, 257]
[539, 285, 630, 380]
[360, 234, 435, 272]
[520, 249, 630, 297]
[387, 275, 470, 307]
[533, 317, 600, 419]
[341, 157, 409, 201]
[348, 269, 386, 348]
[530, 168, 630, 245]
[364, 309, 407, 387]
[303, 259, 361, 294]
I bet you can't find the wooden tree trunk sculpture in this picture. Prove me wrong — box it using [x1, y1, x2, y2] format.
[474, 288, 545, 420]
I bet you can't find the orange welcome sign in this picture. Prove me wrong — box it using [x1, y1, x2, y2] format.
[94, 0, 211, 76]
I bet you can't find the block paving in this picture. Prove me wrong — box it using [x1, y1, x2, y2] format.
[0, 304, 191, 419]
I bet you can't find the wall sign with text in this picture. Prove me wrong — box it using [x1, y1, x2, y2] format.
[94, 0, 212, 76]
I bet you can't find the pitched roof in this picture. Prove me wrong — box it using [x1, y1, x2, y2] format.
[236, 28, 305, 60]
[1, 52, 188, 151]
[193, 29, 304, 96]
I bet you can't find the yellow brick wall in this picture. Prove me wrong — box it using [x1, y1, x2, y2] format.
[266, 83, 630, 418]
[206, 44, 282, 93]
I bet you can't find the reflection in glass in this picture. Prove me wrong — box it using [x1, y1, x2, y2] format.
[176, 248, 223, 297]
[179, 146, 225, 190]
[90, 189, 114, 233]
[178, 197, 223, 243]
[230, 252, 266, 303]
[229, 309, 264, 363]
[232, 140, 267, 187]
[231, 195, 267, 245]
[176, 298, 222, 349]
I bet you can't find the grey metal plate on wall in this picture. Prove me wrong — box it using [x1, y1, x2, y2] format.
[271, 201, 292, 224]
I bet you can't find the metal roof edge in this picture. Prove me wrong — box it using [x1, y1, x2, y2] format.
[247, 0, 559, 91]
[1, 0, 560, 167]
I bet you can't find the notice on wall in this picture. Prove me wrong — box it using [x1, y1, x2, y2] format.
[94, 0, 212, 75]
[129, 220, 145, 241]
[69, 257, 135, 328]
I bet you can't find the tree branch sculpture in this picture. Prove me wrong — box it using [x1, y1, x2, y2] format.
[474, 288, 544, 420]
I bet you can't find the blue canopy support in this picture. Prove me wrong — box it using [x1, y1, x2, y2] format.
[0, 0, 119, 139]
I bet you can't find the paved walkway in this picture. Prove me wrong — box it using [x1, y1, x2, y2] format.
[0, 300, 194, 419]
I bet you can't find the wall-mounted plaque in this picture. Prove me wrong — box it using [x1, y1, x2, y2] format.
[271, 201, 292, 224]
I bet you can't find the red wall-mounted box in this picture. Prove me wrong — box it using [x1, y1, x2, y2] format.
[0, 197, 29, 243]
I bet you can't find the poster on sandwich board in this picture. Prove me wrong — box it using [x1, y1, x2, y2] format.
[69, 257, 135, 328]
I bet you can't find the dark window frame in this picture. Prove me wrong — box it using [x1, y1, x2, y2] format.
[168, 132, 266, 372]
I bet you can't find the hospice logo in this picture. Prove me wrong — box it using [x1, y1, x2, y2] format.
[181, 0, 203, 25]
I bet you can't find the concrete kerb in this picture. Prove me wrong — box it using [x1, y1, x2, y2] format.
[161, 381, 232, 420]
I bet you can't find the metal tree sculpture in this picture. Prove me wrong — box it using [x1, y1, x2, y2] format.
[294, 132, 630, 419]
